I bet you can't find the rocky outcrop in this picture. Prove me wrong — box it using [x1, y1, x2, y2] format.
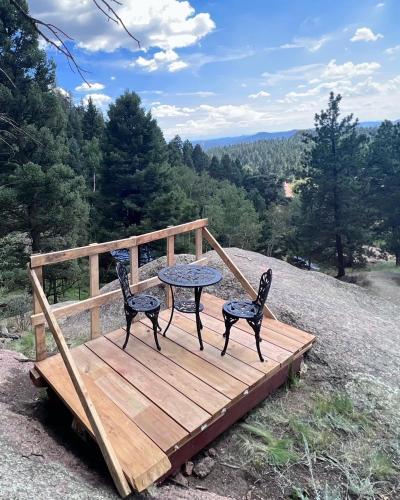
[1, 248, 399, 498]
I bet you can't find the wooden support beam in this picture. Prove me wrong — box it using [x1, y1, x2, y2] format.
[33, 266, 47, 361]
[202, 228, 277, 320]
[195, 227, 203, 260]
[28, 265, 131, 498]
[29, 367, 47, 387]
[166, 233, 175, 308]
[89, 245, 100, 339]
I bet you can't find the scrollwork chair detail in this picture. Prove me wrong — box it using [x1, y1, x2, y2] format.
[116, 262, 162, 351]
[221, 269, 272, 362]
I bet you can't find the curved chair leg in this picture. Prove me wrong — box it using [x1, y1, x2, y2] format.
[145, 310, 161, 351]
[221, 312, 238, 356]
[123, 310, 137, 350]
[247, 317, 264, 362]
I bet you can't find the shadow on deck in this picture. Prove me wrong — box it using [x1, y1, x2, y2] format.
[34, 292, 315, 492]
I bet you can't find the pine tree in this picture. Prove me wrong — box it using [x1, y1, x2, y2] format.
[192, 144, 209, 173]
[182, 140, 194, 169]
[208, 155, 221, 178]
[368, 120, 400, 265]
[82, 97, 105, 141]
[298, 93, 368, 277]
[0, 0, 90, 295]
[99, 91, 189, 238]
[168, 135, 184, 166]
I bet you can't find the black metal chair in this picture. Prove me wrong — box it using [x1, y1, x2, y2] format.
[116, 262, 162, 351]
[221, 269, 272, 362]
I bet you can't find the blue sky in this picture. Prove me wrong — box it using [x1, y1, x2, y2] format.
[32, 0, 400, 139]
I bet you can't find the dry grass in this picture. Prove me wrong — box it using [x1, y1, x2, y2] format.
[236, 373, 400, 499]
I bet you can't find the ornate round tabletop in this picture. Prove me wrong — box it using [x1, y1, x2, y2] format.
[158, 265, 222, 288]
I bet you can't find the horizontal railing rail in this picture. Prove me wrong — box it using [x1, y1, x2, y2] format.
[30, 219, 208, 268]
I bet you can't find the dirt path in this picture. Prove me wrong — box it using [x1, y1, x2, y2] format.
[352, 270, 400, 306]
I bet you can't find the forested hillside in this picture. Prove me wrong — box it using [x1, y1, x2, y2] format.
[208, 135, 306, 179]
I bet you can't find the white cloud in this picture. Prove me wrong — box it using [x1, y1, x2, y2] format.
[350, 27, 383, 42]
[282, 74, 400, 104]
[75, 82, 105, 92]
[83, 93, 112, 110]
[385, 45, 400, 56]
[54, 87, 70, 98]
[322, 60, 380, 79]
[155, 70, 400, 139]
[110, 76, 116, 80]
[132, 49, 188, 72]
[262, 64, 322, 86]
[138, 90, 164, 95]
[169, 60, 189, 72]
[280, 35, 329, 52]
[156, 103, 276, 138]
[248, 91, 271, 99]
[151, 104, 195, 117]
[31, 0, 215, 74]
[262, 60, 380, 88]
[376, 2, 385, 7]
[176, 91, 216, 97]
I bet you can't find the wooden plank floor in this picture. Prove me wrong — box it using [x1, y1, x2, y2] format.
[34, 293, 315, 493]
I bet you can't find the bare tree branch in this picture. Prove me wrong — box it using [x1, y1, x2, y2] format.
[0, 67, 16, 88]
[8, 0, 140, 86]
[93, 0, 140, 47]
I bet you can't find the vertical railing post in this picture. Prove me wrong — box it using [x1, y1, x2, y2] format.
[89, 244, 100, 339]
[129, 245, 139, 286]
[195, 228, 203, 260]
[166, 231, 175, 308]
[33, 266, 47, 361]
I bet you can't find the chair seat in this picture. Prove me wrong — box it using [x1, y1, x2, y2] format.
[127, 294, 160, 312]
[223, 299, 261, 319]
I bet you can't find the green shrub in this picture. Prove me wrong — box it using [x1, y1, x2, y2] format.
[0, 293, 31, 331]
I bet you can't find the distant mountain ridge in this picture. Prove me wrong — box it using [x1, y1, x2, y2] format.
[193, 120, 393, 149]
[194, 130, 298, 149]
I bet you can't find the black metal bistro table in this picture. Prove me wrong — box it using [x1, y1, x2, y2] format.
[158, 265, 222, 350]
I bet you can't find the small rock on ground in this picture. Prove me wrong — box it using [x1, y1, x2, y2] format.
[193, 457, 216, 478]
[183, 460, 194, 476]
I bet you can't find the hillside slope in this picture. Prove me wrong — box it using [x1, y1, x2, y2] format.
[1, 249, 399, 498]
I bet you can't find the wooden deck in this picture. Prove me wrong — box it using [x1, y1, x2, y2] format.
[34, 292, 315, 493]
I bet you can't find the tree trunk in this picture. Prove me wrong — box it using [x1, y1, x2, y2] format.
[396, 253, 400, 266]
[336, 233, 345, 278]
[31, 228, 41, 253]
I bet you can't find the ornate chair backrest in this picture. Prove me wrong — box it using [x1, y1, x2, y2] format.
[254, 269, 272, 311]
[116, 262, 133, 305]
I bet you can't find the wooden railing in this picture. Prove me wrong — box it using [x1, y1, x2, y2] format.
[30, 219, 208, 360]
[30, 218, 276, 361]
[28, 218, 276, 497]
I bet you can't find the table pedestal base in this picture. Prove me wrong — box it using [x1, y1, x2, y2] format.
[163, 285, 204, 350]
